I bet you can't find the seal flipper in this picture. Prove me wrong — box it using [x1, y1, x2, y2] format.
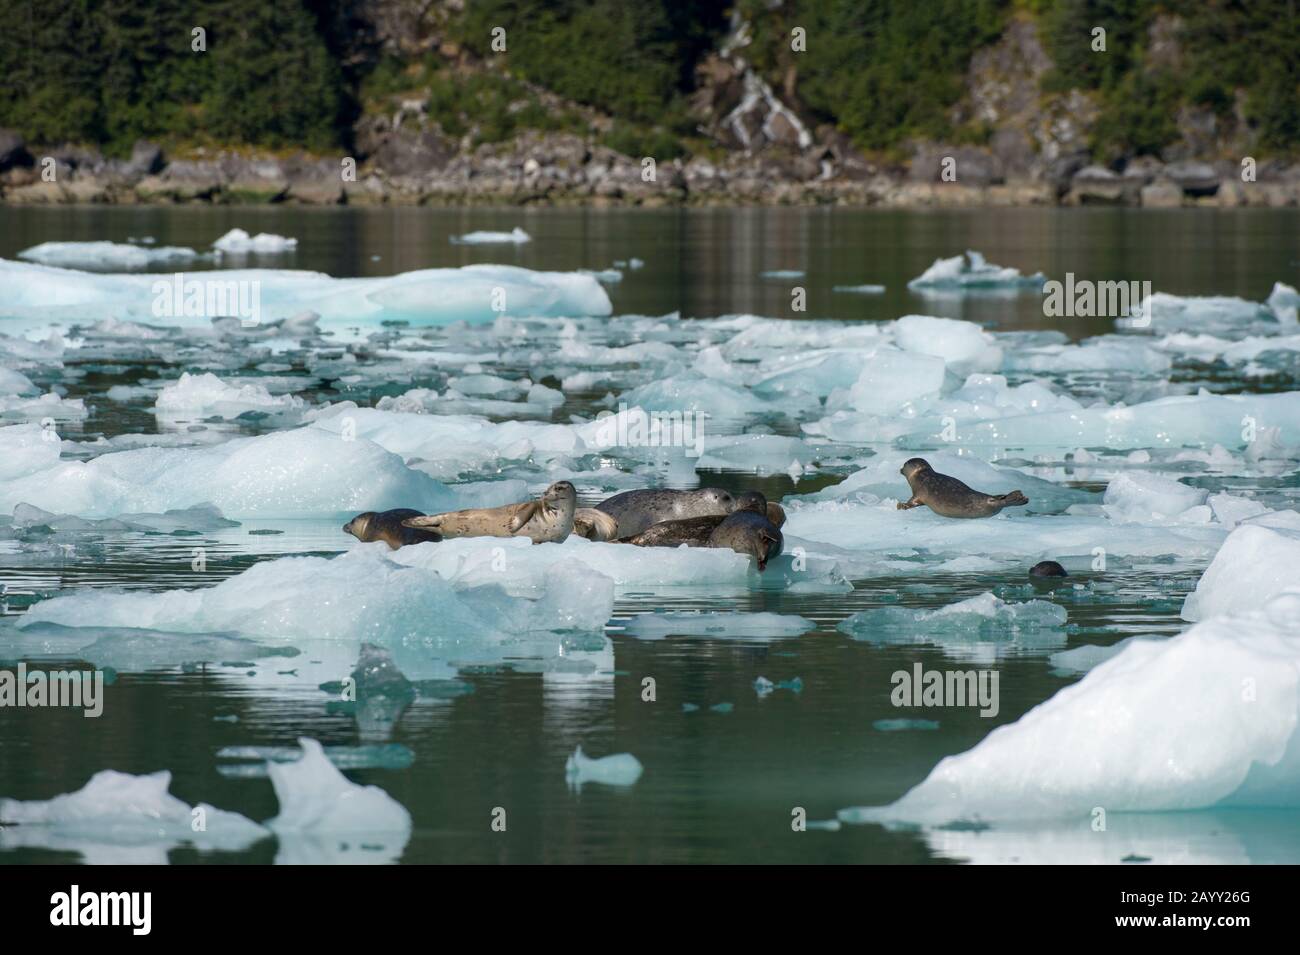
[996, 490, 1029, 507]
[402, 514, 443, 529]
[508, 500, 540, 532]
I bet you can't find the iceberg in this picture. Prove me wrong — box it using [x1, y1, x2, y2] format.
[212, 228, 298, 253]
[565, 746, 643, 787]
[841, 593, 1300, 824]
[18, 241, 209, 271]
[621, 611, 815, 640]
[450, 227, 531, 245]
[907, 250, 1045, 292]
[1182, 523, 1300, 621]
[155, 371, 308, 422]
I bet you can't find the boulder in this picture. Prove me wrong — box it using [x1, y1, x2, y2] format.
[0, 128, 30, 170]
[1140, 178, 1183, 208]
[1164, 160, 1219, 196]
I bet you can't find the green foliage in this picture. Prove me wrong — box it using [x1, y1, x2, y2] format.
[0, 0, 344, 153]
[736, 0, 1008, 153]
[1040, 0, 1152, 92]
[455, 0, 725, 131]
[601, 122, 687, 161]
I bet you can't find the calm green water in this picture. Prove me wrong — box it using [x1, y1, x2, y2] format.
[1, 205, 1299, 864]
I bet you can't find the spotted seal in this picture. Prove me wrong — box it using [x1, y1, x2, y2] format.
[344, 509, 442, 550]
[403, 480, 576, 543]
[897, 458, 1028, 519]
[594, 486, 736, 539]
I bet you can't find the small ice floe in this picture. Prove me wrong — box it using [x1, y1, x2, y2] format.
[0, 368, 38, 396]
[0, 622, 297, 673]
[154, 371, 308, 423]
[17, 241, 209, 271]
[579, 268, 623, 284]
[8, 501, 238, 534]
[754, 675, 803, 698]
[1048, 636, 1155, 676]
[565, 746, 643, 788]
[212, 228, 298, 253]
[450, 227, 531, 245]
[840, 593, 1067, 640]
[907, 250, 1045, 292]
[873, 719, 940, 731]
[622, 611, 815, 641]
[760, 269, 805, 279]
[0, 768, 268, 863]
[832, 284, 885, 294]
[265, 738, 411, 859]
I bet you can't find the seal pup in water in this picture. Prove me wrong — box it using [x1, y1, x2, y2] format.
[1029, 560, 1068, 578]
[623, 492, 779, 546]
[897, 458, 1028, 519]
[594, 487, 736, 539]
[402, 481, 577, 543]
[344, 509, 443, 550]
[708, 505, 784, 571]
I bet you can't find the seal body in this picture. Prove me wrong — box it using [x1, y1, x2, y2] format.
[344, 509, 442, 550]
[897, 458, 1028, 519]
[708, 508, 784, 570]
[595, 487, 736, 539]
[403, 481, 576, 543]
[623, 491, 770, 547]
[1029, 560, 1068, 578]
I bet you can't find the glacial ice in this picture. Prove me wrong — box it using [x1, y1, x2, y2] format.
[19, 240, 210, 271]
[565, 746, 643, 787]
[842, 592, 1300, 824]
[1182, 524, 1300, 621]
[155, 371, 308, 421]
[212, 228, 298, 253]
[450, 227, 531, 245]
[265, 738, 412, 836]
[907, 250, 1045, 292]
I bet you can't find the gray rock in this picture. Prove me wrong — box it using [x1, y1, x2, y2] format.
[1140, 179, 1183, 208]
[127, 140, 165, 176]
[1164, 161, 1219, 196]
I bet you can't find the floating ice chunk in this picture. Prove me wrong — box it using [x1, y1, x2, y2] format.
[1207, 492, 1270, 529]
[18, 240, 208, 271]
[833, 284, 885, 294]
[1122, 291, 1276, 333]
[0, 768, 267, 851]
[937, 390, 1300, 453]
[0, 259, 611, 330]
[154, 371, 307, 421]
[0, 391, 87, 422]
[0, 423, 61, 481]
[0, 622, 296, 672]
[1102, 472, 1208, 523]
[760, 269, 805, 279]
[620, 374, 769, 421]
[565, 746, 643, 787]
[266, 738, 411, 840]
[1267, 282, 1299, 324]
[0, 426, 465, 518]
[1182, 523, 1300, 622]
[839, 347, 947, 415]
[1048, 636, 1154, 675]
[0, 368, 37, 396]
[450, 227, 531, 245]
[1005, 336, 1172, 374]
[874, 719, 940, 731]
[907, 250, 1045, 292]
[840, 593, 1066, 643]
[843, 596, 1300, 824]
[212, 228, 298, 253]
[893, 315, 1002, 373]
[622, 611, 815, 641]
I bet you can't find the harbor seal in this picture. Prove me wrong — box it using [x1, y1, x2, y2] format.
[1029, 560, 1068, 578]
[708, 507, 784, 571]
[402, 480, 576, 543]
[897, 458, 1028, 519]
[623, 491, 770, 547]
[344, 509, 442, 550]
[594, 486, 736, 539]
[574, 507, 618, 541]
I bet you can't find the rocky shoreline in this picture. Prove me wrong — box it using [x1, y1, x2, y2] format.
[4, 128, 1298, 209]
